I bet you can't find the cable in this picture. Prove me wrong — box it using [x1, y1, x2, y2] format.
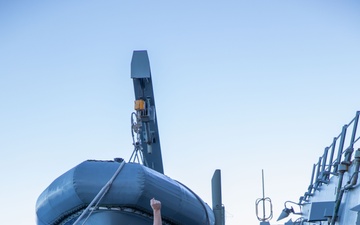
[72, 160, 126, 225]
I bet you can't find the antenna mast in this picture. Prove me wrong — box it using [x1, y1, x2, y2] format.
[255, 169, 273, 225]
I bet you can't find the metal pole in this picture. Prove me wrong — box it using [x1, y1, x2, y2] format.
[262, 170, 265, 219]
[212, 169, 225, 225]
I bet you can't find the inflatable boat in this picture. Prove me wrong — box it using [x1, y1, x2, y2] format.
[36, 160, 215, 225]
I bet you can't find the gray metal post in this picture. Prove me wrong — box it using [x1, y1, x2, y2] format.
[344, 111, 359, 162]
[328, 137, 337, 173]
[212, 169, 225, 225]
[334, 125, 347, 173]
[321, 147, 329, 172]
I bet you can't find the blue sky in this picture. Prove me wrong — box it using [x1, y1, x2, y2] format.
[1, 1, 360, 224]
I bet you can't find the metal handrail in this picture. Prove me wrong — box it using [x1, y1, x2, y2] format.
[303, 111, 360, 202]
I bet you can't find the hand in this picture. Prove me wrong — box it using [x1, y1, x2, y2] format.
[150, 198, 161, 211]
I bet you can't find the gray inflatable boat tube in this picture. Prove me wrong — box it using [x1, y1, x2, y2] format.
[36, 160, 215, 225]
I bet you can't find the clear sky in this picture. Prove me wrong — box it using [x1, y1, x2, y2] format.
[1, 1, 360, 225]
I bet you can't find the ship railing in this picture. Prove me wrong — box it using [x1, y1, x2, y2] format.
[302, 111, 360, 202]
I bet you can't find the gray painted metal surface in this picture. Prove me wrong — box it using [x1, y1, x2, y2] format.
[279, 111, 360, 225]
[212, 169, 225, 225]
[131, 50, 164, 174]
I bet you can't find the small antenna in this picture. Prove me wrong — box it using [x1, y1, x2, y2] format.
[255, 169, 273, 222]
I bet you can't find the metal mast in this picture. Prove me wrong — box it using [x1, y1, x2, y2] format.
[130, 50, 164, 174]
